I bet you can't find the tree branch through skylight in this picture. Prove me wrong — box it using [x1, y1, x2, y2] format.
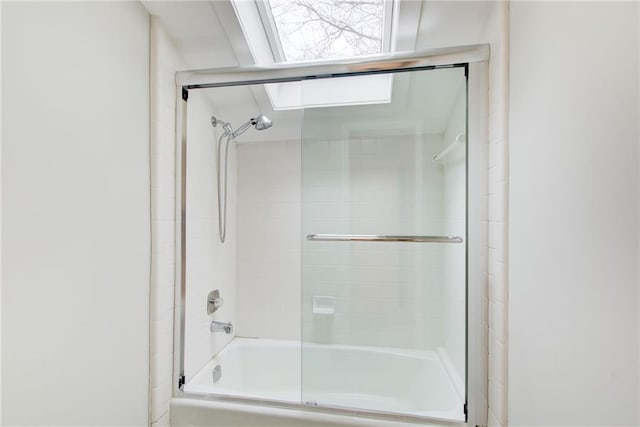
[267, 0, 384, 62]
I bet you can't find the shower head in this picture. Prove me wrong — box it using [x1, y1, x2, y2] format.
[231, 114, 273, 138]
[251, 114, 272, 131]
[211, 114, 273, 138]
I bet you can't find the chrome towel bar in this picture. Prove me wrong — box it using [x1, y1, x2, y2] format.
[306, 234, 463, 243]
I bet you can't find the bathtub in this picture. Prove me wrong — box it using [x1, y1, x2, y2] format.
[182, 338, 465, 423]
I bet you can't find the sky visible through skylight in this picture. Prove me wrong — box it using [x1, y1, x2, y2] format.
[267, 0, 385, 62]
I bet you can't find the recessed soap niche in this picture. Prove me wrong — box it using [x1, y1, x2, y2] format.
[312, 296, 336, 315]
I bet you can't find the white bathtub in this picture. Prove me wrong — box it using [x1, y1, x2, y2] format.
[183, 338, 465, 422]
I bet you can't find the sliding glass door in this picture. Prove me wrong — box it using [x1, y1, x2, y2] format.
[301, 66, 468, 421]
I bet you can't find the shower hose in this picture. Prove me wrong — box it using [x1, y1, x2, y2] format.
[216, 132, 232, 243]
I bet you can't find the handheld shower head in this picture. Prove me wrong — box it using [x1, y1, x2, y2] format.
[251, 114, 272, 131]
[229, 114, 273, 138]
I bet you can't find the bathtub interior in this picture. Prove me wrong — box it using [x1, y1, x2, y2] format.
[181, 66, 468, 422]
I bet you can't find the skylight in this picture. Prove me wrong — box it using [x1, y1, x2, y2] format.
[266, 0, 386, 62]
[230, 0, 398, 110]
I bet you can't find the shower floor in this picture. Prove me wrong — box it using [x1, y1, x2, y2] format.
[183, 337, 465, 422]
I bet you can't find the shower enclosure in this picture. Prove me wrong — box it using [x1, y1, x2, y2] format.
[174, 46, 488, 425]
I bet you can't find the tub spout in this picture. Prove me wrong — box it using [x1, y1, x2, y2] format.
[210, 320, 233, 334]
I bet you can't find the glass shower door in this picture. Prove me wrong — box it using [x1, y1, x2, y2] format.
[301, 66, 467, 421]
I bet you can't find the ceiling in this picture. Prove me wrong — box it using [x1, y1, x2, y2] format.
[142, 0, 494, 141]
[143, 1, 495, 70]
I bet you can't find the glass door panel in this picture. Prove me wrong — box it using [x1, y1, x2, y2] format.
[301, 67, 467, 421]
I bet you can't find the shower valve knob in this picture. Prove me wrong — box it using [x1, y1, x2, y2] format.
[207, 290, 224, 315]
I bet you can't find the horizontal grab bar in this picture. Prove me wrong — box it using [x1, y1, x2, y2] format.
[306, 234, 463, 243]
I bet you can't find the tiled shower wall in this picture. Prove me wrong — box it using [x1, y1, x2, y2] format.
[235, 131, 464, 355]
[183, 91, 238, 382]
[236, 140, 301, 340]
[301, 133, 449, 350]
[149, 18, 182, 427]
[484, 2, 509, 426]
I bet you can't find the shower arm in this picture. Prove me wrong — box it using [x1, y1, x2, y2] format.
[211, 116, 233, 135]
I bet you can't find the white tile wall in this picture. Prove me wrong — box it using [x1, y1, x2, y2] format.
[466, 59, 490, 425]
[301, 132, 451, 350]
[184, 91, 237, 380]
[236, 140, 301, 340]
[235, 129, 462, 351]
[149, 17, 183, 426]
[482, 2, 509, 426]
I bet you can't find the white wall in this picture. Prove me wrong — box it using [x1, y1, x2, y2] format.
[509, 2, 639, 425]
[236, 140, 301, 340]
[2, 2, 150, 425]
[184, 90, 237, 381]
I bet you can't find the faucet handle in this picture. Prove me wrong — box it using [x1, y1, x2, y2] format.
[212, 297, 224, 309]
[207, 290, 224, 315]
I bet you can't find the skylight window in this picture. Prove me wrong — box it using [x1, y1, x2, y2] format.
[230, 0, 398, 109]
[266, 0, 386, 62]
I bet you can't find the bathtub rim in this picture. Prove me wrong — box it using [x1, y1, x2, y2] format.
[174, 390, 466, 426]
[171, 397, 470, 427]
